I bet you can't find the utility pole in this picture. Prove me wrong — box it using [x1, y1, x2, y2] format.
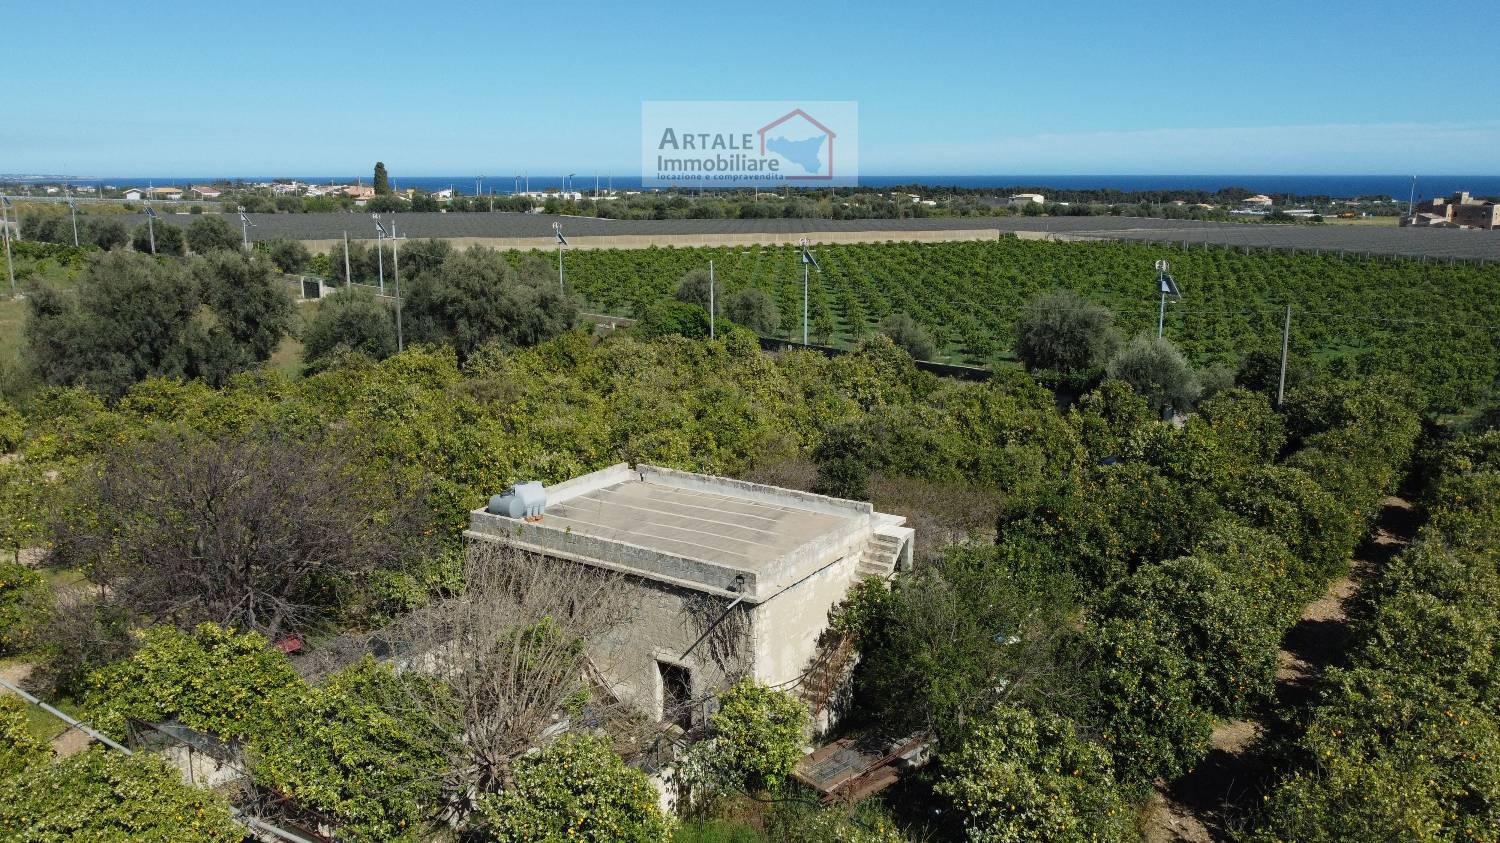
[144, 203, 158, 255]
[237, 206, 254, 251]
[553, 222, 568, 295]
[67, 187, 79, 246]
[1, 196, 16, 298]
[799, 238, 819, 344]
[342, 230, 351, 286]
[392, 220, 404, 352]
[1408, 175, 1417, 218]
[708, 259, 715, 340]
[1277, 305, 1292, 407]
[373, 215, 386, 295]
[1154, 259, 1180, 338]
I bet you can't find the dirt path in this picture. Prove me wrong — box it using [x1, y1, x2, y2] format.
[1144, 496, 1418, 842]
[1, 660, 94, 758]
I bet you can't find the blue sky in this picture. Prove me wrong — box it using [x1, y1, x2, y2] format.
[3, 1, 1496, 176]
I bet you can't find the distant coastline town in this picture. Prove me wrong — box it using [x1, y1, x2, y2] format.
[2, 172, 1496, 229]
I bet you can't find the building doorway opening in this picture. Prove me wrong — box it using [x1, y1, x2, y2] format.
[658, 661, 693, 729]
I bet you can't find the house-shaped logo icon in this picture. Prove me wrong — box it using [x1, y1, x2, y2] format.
[758, 109, 836, 181]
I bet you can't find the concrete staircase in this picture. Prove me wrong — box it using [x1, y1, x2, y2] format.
[857, 531, 904, 579]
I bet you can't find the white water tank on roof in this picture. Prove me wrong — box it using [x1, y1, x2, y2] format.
[487, 481, 546, 518]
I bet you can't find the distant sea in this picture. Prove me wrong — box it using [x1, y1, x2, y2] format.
[25, 174, 1500, 200]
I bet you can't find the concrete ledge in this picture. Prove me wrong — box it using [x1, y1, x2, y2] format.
[467, 510, 759, 596]
[463, 531, 755, 602]
[543, 462, 633, 506]
[638, 464, 874, 518]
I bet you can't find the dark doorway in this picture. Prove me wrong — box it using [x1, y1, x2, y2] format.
[658, 661, 693, 729]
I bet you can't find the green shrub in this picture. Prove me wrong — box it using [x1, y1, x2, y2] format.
[852, 544, 1079, 743]
[0, 747, 242, 840]
[474, 733, 672, 842]
[701, 680, 808, 793]
[762, 800, 909, 843]
[0, 695, 49, 780]
[935, 703, 1136, 843]
[0, 400, 22, 452]
[81, 623, 301, 740]
[0, 559, 45, 654]
[1073, 619, 1213, 792]
[1251, 669, 1500, 842]
[1094, 557, 1280, 717]
[637, 298, 714, 339]
[252, 657, 457, 842]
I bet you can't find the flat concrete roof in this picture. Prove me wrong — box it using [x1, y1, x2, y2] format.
[467, 463, 888, 599]
[542, 477, 854, 572]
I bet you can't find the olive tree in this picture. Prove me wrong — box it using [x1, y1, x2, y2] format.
[130, 220, 184, 255]
[194, 250, 296, 378]
[725, 287, 781, 336]
[675, 267, 713, 310]
[25, 251, 200, 398]
[1014, 290, 1121, 374]
[185, 214, 242, 253]
[84, 217, 128, 250]
[402, 247, 577, 362]
[303, 285, 398, 368]
[1106, 334, 1201, 415]
[265, 238, 311, 273]
[879, 312, 936, 360]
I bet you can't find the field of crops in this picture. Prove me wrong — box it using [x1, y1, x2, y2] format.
[536, 237, 1500, 409]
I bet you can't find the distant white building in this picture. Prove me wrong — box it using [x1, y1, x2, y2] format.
[191, 185, 222, 199]
[521, 190, 583, 202]
[1008, 193, 1045, 206]
[1242, 194, 1275, 208]
[433, 188, 455, 200]
[121, 188, 144, 201]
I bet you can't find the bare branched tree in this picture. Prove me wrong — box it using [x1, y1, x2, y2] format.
[50, 427, 435, 638]
[378, 543, 638, 813]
